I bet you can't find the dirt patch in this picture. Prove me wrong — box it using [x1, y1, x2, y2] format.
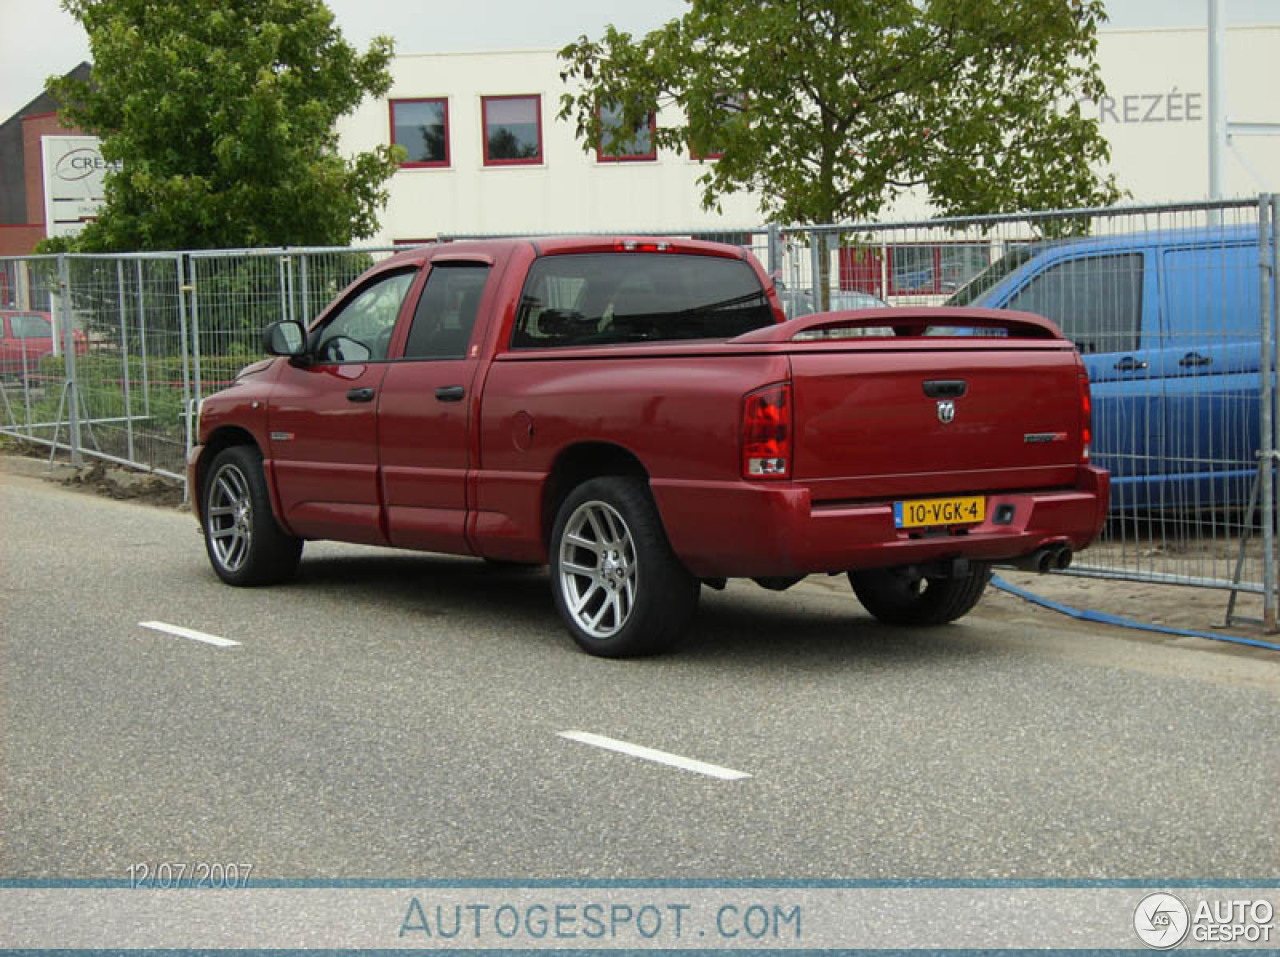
[1, 444, 186, 510]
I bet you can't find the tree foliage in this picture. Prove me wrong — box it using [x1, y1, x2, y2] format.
[45, 0, 402, 252]
[559, 0, 1123, 225]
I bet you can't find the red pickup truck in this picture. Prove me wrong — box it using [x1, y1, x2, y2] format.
[189, 237, 1108, 657]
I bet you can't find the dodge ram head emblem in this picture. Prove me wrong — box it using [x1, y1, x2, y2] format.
[937, 400, 956, 424]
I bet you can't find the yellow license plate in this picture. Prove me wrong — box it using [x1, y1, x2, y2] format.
[893, 496, 985, 528]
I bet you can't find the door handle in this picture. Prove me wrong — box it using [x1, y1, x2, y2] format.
[435, 385, 466, 402]
[346, 387, 375, 402]
[1114, 356, 1149, 372]
[1179, 352, 1212, 368]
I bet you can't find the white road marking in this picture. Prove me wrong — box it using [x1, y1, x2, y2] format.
[139, 621, 240, 648]
[558, 730, 751, 781]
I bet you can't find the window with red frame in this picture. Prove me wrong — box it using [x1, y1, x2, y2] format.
[690, 93, 746, 161]
[482, 95, 542, 165]
[597, 102, 656, 162]
[390, 98, 449, 167]
[839, 243, 993, 297]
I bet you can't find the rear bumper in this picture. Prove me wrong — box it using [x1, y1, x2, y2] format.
[652, 466, 1110, 579]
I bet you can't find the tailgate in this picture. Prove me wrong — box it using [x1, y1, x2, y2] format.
[736, 309, 1087, 503]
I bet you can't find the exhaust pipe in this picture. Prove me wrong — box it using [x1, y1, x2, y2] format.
[1009, 544, 1072, 573]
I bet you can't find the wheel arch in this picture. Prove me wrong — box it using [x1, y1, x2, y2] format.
[541, 442, 651, 548]
[194, 426, 260, 505]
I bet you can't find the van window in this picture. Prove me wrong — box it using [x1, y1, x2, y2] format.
[511, 253, 774, 348]
[1163, 243, 1259, 345]
[1005, 253, 1143, 354]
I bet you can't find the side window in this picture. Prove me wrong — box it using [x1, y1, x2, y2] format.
[511, 253, 774, 348]
[1006, 253, 1143, 354]
[403, 262, 492, 359]
[10, 315, 51, 339]
[1163, 243, 1259, 345]
[313, 270, 415, 363]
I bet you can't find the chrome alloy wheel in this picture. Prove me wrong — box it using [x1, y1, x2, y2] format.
[206, 462, 254, 573]
[558, 500, 638, 640]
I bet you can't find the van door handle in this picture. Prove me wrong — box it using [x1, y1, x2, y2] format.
[435, 385, 466, 402]
[346, 387, 375, 402]
[1114, 357, 1148, 372]
[1179, 352, 1212, 368]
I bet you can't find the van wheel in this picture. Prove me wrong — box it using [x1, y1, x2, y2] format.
[849, 563, 991, 626]
[202, 445, 302, 586]
[550, 476, 699, 657]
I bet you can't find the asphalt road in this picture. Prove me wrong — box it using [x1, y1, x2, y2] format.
[2, 458, 1277, 881]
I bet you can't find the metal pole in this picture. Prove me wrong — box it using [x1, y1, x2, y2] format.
[284, 254, 296, 326]
[137, 258, 150, 416]
[1271, 194, 1280, 628]
[1259, 197, 1276, 630]
[58, 254, 81, 465]
[116, 259, 135, 464]
[808, 231, 822, 311]
[767, 224, 782, 280]
[1208, 0, 1228, 205]
[188, 256, 203, 406]
[299, 253, 310, 324]
[176, 254, 195, 471]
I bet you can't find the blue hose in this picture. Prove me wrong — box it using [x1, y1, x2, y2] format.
[990, 574, 1280, 653]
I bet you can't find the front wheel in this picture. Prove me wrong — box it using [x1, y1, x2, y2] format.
[849, 562, 991, 626]
[202, 445, 302, 586]
[550, 476, 699, 657]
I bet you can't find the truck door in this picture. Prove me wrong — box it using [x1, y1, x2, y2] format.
[268, 267, 418, 544]
[378, 259, 493, 553]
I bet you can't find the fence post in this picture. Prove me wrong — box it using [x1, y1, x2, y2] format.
[177, 254, 195, 470]
[766, 224, 782, 280]
[808, 228, 823, 309]
[1260, 197, 1277, 630]
[57, 254, 82, 465]
[1270, 195, 1280, 629]
[116, 259, 136, 464]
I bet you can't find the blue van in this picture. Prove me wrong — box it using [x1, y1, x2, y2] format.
[948, 225, 1262, 511]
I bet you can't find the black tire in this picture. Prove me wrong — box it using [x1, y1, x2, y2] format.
[849, 562, 992, 626]
[201, 444, 302, 586]
[550, 476, 699, 658]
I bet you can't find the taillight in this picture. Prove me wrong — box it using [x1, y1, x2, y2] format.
[1079, 371, 1092, 463]
[742, 382, 792, 479]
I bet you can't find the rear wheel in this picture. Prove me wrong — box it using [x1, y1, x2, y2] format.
[849, 562, 991, 626]
[550, 476, 699, 657]
[202, 445, 302, 586]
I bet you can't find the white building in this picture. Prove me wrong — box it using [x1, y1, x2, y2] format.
[336, 23, 1280, 246]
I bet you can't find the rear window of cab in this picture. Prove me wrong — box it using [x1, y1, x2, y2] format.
[511, 253, 775, 348]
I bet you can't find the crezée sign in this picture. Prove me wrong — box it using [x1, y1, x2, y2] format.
[54, 148, 122, 183]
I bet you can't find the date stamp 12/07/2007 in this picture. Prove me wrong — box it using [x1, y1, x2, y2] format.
[126, 862, 253, 889]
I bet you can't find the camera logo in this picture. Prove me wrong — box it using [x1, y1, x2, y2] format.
[1134, 893, 1190, 949]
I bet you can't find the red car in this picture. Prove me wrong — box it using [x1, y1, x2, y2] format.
[0, 310, 87, 376]
[189, 238, 1108, 657]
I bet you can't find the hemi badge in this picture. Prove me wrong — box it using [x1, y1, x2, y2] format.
[1024, 432, 1068, 444]
[270, 432, 294, 442]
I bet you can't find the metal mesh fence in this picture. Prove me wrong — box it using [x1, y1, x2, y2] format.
[2, 200, 1278, 622]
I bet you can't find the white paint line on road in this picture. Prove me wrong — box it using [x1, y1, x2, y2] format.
[558, 730, 751, 781]
[139, 621, 240, 648]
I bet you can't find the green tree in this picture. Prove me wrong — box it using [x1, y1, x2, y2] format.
[559, 0, 1123, 226]
[44, 0, 403, 252]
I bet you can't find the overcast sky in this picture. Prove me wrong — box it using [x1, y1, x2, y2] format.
[3, 0, 1278, 124]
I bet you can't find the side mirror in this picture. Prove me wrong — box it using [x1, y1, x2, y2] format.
[263, 320, 307, 357]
